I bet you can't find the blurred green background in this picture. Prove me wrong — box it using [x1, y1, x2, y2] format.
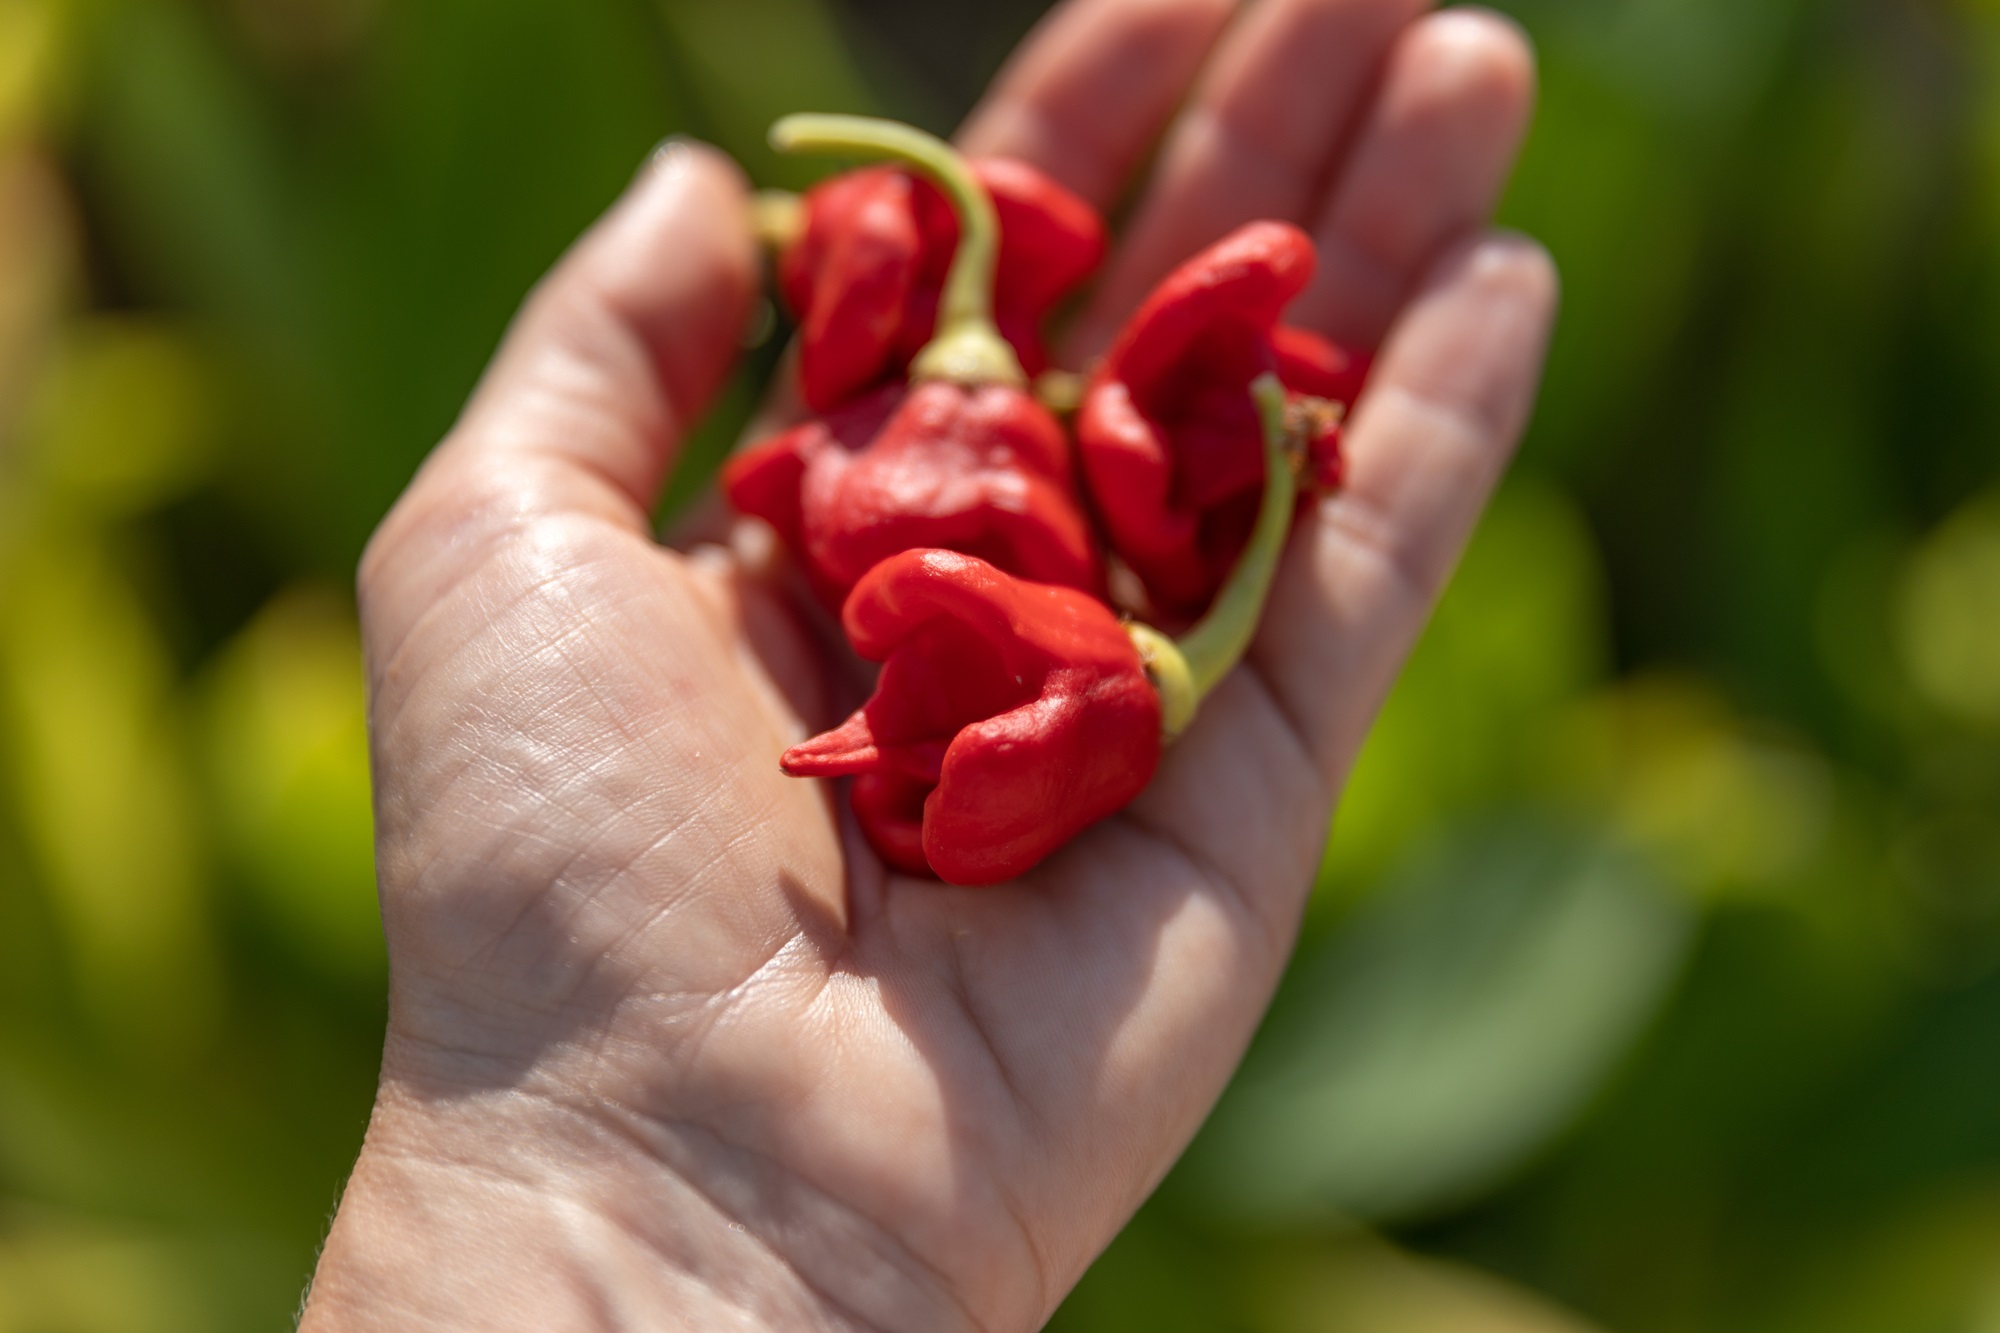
[2, 0, 1999, 1327]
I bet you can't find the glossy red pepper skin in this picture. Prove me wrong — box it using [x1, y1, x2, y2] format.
[781, 549, 1161, 885]
[723, 379, 1102, 606]
[779, 159, 1107, 412]
[1075, 221, 1369, 621]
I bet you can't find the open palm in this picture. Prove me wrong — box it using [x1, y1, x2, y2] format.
[305, 1, 1556, 1328]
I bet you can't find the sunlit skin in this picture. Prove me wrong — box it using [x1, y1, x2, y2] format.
[300, 1, 1555, 1328]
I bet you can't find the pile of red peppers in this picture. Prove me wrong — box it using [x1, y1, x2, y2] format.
[724, 115, 1367, 885]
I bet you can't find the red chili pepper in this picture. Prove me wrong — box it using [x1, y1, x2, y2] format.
[780, 549, 1162, 885]
[732, 120, 1105, 605]
[722, 378, 1102, 605]
[1075, 221, 1368, 621]
[779, 159, 1106, 412]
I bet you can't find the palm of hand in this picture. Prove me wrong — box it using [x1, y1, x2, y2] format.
[345, 1, 1555, 1328]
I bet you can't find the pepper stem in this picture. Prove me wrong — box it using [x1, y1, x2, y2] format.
[753, 188, 804, 249]
[769, 113, 1025, 388]
[1128, 373, 1298, 738]
[1126, 622, 1198, 739]
[1180, 372, 1298, 693]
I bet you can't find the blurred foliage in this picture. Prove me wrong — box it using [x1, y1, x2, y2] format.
[1, 0, 1998, 1328]
[1183, 819, 1691, 1229]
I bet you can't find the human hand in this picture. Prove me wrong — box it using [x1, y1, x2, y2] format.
[301, 1, 1555, 1328]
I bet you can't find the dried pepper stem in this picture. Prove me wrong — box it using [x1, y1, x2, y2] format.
[768, 113, 1026, 388]
[1130, 373, 1297, 739]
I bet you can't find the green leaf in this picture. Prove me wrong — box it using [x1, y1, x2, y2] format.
[1898, 489, 2000, 728]
[200, 584, 380, 985]
[1319, 482, 1609, 907]
[652, 0, 884, 188]
[0, 523, 221, 1055]
[26, 318, 216, 514]
[1241, 1232, 1605, 1333]
[1180, 817, 1693, 1226]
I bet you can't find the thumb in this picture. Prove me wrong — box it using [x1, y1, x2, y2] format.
[462, 138, 755, 512]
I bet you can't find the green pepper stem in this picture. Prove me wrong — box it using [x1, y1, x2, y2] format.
[1181, 373, 1300, 684]
[1125, 621, 1197, 739]
[1125, 373, 1298, 740]
[769, 113, 1025, 387]
[753, 188, 804, 249]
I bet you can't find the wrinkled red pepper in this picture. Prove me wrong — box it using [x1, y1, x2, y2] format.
[781, 549, 1161, 885]
[1075, 221, 1368, 621]
[779, 159, 1106, 412]
[722, 378, 1102, 605]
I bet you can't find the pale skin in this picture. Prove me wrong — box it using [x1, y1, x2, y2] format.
[300, 0, 1557, 1328]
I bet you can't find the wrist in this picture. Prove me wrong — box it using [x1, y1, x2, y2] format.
[301, 1050, 978, 1332]
[300, 1082, 807, 1331]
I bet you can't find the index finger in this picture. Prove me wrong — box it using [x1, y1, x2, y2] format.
[361, 144, 755, 670]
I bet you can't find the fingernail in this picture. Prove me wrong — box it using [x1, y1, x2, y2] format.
[637, 134, 697, 182]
